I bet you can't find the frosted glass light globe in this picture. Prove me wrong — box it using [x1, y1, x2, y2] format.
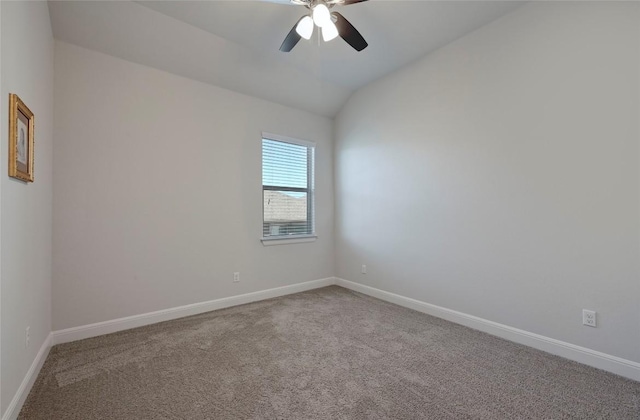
[296, 16, 314, 40]
[312, 4, 332, 28]
[322, 21, 339, 42]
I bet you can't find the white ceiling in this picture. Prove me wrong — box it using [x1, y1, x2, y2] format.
[49, 0, 523, 117]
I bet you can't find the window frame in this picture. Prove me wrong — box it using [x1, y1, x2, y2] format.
[261, 132, 316, 244]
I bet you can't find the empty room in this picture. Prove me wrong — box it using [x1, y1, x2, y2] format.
[1, 0, 639, 418]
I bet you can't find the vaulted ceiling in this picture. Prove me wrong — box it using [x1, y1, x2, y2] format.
[48, 0, 523, 117]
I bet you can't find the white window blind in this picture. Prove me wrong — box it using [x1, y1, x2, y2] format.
[262, 136, 315, 239]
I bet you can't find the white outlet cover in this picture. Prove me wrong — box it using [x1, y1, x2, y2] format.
[582, 310, 597, 327]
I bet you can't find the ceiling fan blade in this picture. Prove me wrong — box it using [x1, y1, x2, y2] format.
[332, 12, 368, 52]
[280, 16, 304, 52]
[340, 0, 369, 5]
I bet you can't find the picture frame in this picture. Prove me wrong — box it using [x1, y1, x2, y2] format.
[8, 93, 34, 182]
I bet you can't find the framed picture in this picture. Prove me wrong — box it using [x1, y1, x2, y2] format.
[8, 93, 34, 182]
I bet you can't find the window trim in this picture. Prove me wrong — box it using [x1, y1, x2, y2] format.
[262, 132, 316, 148]
[261, 235, 317, 246]
[261, 132, 316, 243]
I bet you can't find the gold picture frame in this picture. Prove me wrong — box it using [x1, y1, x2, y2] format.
[8, 93, 34, 182]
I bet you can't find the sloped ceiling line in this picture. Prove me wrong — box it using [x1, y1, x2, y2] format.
[48, 0, 523, 117]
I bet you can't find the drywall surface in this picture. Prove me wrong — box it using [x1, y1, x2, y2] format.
[48, 0, 352, 118]
[335, 2, 640, 362]
[53, 42, 334, 330]
[1, 1, 54, 416]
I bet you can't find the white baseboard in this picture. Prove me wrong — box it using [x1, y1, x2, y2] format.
[52, 277, 335, 345]
[336, 278, 640, 382]
[10, 276, 637, 420]
[2, 333, 52, 420]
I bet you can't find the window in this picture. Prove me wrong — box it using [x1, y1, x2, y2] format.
[262, 134, 315, 241]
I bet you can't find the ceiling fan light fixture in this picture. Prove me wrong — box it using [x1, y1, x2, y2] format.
[312, 3, 332, 28]
[296, 15, 314, 40]
[322, 20, 339, 42]
[279, 0, 369, 53]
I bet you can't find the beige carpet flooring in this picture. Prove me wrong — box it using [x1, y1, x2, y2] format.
[20, 286, 640, 419]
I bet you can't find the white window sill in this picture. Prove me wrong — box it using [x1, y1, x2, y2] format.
[261, 235, 317, 246]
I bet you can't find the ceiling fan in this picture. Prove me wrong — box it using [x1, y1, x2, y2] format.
[279, 0, 369, 53]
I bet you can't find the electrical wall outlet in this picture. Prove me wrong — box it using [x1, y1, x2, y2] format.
[233, 272, 240, 283]
[25, 326, 30, 349]
[361, 264, 367, 274]
[582, 309, 597, 327]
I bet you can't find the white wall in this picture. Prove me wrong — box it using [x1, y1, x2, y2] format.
[1, 1, 54, 416]
[335, 1, 640, 363]
[48, 0, 352, 118]
[53, 42, 334, 331]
